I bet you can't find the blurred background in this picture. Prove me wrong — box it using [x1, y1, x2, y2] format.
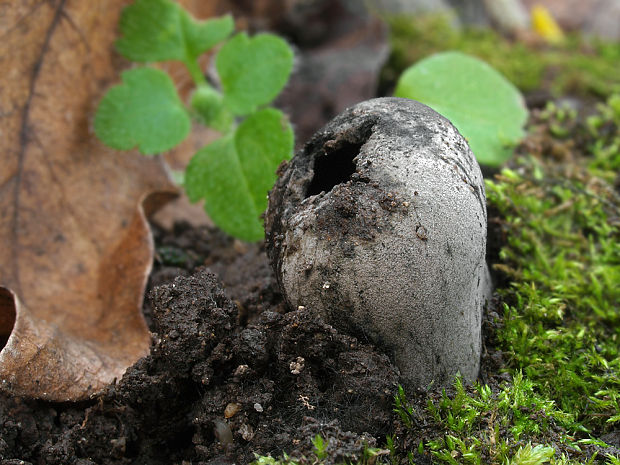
[155, 0, 620, 227]
[193, 0, 620, 143]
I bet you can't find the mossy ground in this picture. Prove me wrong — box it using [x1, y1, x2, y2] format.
[254, 17, 620, 465]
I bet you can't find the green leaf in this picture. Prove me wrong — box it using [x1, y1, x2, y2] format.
[235, 108, 294, 212]
[116, 0, 233, 63]
[394, 51, 528, 166]
[180, 12, 233, 61]
[94, 67, 190, 154]
[185, 109, 293, 241]
[217, 33, 294, 115]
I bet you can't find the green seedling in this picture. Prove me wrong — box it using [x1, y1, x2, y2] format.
[95, 0, 294, 241]
[395, 51, 528, 167]
[312, 434, 328, 461]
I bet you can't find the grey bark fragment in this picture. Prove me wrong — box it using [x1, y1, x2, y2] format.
[265, 97, 491, 389]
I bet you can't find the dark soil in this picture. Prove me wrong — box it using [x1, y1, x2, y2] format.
[0, 223, 408, 465]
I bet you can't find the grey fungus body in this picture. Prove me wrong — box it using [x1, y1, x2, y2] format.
[265, 97, 491, 389]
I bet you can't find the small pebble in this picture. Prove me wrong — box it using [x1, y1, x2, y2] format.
[224, 402, 241, 418]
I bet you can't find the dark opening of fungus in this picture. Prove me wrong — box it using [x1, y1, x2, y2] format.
[306, 141, 361, 198]
[0, 288, 16, 350]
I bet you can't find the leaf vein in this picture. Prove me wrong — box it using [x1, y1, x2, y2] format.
[12, 0, 67, 297]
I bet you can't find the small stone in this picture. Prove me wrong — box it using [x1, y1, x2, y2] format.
[289, 356, 305, 375]
[224, 402, 241, 419]
[233, 364, 250, 377]
[253, 403, 263, 413]
[239, 423, 255, 441]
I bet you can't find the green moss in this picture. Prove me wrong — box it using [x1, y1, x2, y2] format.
[251, 440, 384, 465]
[488, 166, 619, 428]
[391, 376, 617, 464]
[419, 374, 580, 464]
[487, 95, 619, 431]
[382, 15, 620, 99]
[586, 94, 620, 183]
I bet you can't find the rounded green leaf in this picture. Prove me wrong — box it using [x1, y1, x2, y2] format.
[394, 51, 528, 166]
[217, 33, 294, 115]
[94, 67, 190, 154]
[185, 109, 293, 241]
[185, 136, 262, 241]
[234, 108, 294, 215]
[116, 0, 233, 63]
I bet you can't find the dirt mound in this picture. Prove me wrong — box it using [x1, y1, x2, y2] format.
[0, 243, 399, 464]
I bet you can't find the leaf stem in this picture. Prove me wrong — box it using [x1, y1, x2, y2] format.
[185, 58, 207, 87]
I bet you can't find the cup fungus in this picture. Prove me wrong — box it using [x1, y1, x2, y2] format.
[265, 97, 492, 389]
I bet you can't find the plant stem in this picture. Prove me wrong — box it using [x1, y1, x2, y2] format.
[185, 58, 207, 87]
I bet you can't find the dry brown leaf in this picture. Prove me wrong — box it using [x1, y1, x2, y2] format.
[0, 1, 179, 401]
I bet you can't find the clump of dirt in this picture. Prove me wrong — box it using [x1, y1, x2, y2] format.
[0, 233, 399, 465]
